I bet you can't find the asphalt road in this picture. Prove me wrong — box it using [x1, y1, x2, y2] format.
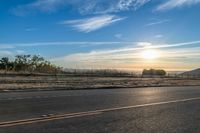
[0, 86, 200, 133]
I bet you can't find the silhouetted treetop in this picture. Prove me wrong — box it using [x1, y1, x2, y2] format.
[0, 55, 62, 73]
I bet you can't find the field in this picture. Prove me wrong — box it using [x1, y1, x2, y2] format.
[0, 73, 200, 91]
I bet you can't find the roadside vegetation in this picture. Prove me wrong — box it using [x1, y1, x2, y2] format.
[0, 55, 62, 73]
[142, 69, 166, 77]
[0, 55, 135, 76]
[1, 55, 199, 78]
[0, 55, 199, 91]
[63, 69, 136, 77]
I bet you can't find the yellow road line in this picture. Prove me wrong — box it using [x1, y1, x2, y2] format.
[1, 97, 200, 127]
[0, 112, 102, 127]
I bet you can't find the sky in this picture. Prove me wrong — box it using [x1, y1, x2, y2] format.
[0, 0, 200, 71]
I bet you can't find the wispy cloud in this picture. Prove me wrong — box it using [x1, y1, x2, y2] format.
[117, 0, 151, 10]
[156, 0, 200, 11]
[1, 40, 200, 70]
[79, 0, 151, 14]
[51, 40, 200, 69]
[1, 40, 200, 49]
[12, 0, 151, 16]
[0, 45, 15, 49]
[114, 34, 123, 39]
[137, 42, 152, 47]
[0, 50, 26, 58]
[11, 0, 200, 15]
[11, 0, 69, 16]
[154, 34, 163, 38]
[145, 19, 171, 26]
[16, 50, 25, 54]
[0, 41, 126, 49]
[61, 15, 126, 33]
[25, 28, 39, 32]
[0, 51, 13, 57]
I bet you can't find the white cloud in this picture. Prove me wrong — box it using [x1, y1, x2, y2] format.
[12, 0, 151, 15]
[0, 41, 126, 48]
[0, 45, 15, 49]
[11, 0, 75, 16]
[11, 0, 200, 15]
[16, 50, 25, 54]
[61, 15, 126, 33]
[156, 0, 200, 11]
[145, 19, 171, 26]
[79, 0, 151, 14]
[137, 42, 152, 47]
[28, 0, 64, 12]
[1, 40, 200, 69]
[154, 34, 163, 38]
[26, 28, 39, 32]
[1, 40, 200, 49]
[0, 50, 27, 58]
[114, 34, 123, 39]
[51, 40, 200, 69]
[0, 51, 13, 57]
[117, 0, 151, 10]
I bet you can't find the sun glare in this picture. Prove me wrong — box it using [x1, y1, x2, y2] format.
[142, 49, 159, 60]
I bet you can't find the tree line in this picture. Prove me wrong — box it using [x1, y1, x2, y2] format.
[0, 55, 62, 73]
[64, 69, 136, 77]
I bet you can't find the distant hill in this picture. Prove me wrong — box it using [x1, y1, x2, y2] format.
[181, 68, 200, 77]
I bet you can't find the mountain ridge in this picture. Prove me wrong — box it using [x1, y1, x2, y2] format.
[181, 68, 200, 77]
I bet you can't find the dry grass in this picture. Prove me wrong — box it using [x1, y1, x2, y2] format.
[0, 75, 200, 91]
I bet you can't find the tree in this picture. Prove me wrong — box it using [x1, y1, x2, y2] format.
[156, 69, 166, 76]
[0, 55, 62, 73]
[142, 69, 166, 77]
[30, 55, 45, 72]
[0, 57, 9, 71]
[14, 55, 31, 71]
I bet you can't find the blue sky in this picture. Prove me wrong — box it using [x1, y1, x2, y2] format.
[0, 0, 200, 71]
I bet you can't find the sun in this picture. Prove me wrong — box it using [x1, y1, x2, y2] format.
[142, 49, 159, 60]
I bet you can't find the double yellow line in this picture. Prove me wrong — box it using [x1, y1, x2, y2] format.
[0, 111, 102, 127]
[1, 97, 200, 127]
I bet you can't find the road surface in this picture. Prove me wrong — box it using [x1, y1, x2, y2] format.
[0, 86, 200, 133]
